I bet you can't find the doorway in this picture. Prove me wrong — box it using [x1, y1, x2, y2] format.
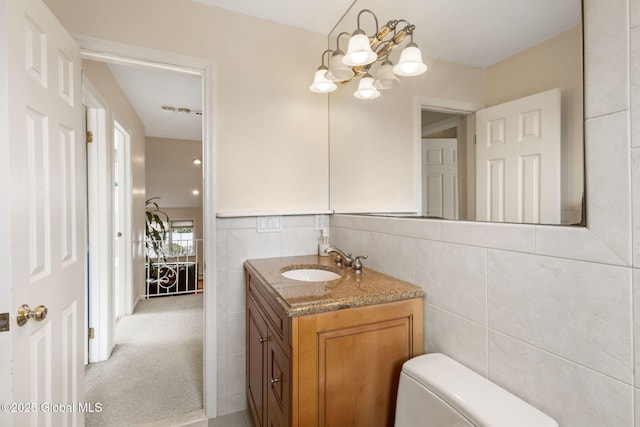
[84, 58, 206, 423]
[421, 112, 461, 219]
[79, 40, 217, 420]
[416, 96, 483, 222]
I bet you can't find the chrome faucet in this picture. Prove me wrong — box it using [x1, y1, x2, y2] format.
[326, 247, 368, 273]
[326, 247, 354, 267]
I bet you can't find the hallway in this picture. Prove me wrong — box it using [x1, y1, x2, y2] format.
[85, 294, 204, 426]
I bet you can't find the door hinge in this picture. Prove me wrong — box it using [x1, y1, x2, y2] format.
[88, 327, 95, 339]
[86, 130, 93, 143]
[0, 313, 9, 332]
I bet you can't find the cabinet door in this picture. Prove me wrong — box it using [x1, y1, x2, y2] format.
[247, 298, 269, 426]
[318, 317, 412, 427]
[267, 338, 290, 427]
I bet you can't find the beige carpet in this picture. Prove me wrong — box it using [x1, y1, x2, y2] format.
[85, 294, 204, 426]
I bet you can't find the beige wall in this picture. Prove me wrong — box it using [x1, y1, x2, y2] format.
[82, 59, 148, 303]
[329, 57, 484, 213]
[146, 136, 202, 208]
[44, 0, 329, 215]
[486, 25, 584, 223]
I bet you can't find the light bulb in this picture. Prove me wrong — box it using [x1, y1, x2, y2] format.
[343, 30, 377, 66]
[373, 60, 400, 89]
[309, 67, 337, 93]
[354, 74, 380, 100]
[325, 50, 354, 82]
[393, 43, 428, 77]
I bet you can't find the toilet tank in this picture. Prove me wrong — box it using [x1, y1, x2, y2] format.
[394, 353, 558, 427]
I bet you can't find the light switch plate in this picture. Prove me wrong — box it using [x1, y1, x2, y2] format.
[257, 216, 282, 233]
[0, 313, 9, 332]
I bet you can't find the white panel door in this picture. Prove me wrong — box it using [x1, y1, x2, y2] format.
[3, 0, 86, 425]
[475, 88, 561, 223]
[422, 138, 458, 219]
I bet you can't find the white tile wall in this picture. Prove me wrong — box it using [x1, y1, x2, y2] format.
[331, 210, 638, 426]
[424, 304, 488, 376]
[489, 332, 633, 427]
[584, 111, 632, 264]
[214, 215, 323, 416]
[584, 0, 628, 118]
[487, 250, 632, 383]
[415, 240, 487, 324]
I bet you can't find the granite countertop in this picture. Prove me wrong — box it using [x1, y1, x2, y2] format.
[244, 255, 425, 317]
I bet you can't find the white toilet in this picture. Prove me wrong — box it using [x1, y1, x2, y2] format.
[395, 353, 559, 427]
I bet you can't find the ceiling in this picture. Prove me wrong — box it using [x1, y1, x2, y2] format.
[195, 0, 581, 68]
[193, 0, 355, 35]
[107, 63, 203, 141]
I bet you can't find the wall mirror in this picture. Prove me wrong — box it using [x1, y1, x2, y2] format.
[327, 0, 583, 225]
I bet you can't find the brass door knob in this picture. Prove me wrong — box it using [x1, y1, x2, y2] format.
[16, 304, 48, 326]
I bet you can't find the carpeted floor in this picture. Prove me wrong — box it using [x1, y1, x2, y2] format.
[85, 293, 204, 426]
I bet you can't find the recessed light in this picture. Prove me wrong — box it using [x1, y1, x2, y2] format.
[193, 158, 202, 165]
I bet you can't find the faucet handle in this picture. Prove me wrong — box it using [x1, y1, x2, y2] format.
[352, 255, 368, 273]
[332, 254, 343, 266]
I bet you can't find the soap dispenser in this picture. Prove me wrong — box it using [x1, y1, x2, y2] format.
[318, 228, 330, 256]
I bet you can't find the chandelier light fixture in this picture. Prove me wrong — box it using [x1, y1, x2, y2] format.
[309, 9, 428, 99]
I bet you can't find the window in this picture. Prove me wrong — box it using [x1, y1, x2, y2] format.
[167, 219, 195, 256]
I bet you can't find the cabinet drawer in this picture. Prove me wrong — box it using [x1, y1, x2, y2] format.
[248, 276, 289, 351]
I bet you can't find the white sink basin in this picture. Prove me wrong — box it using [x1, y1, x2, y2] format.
[281, 267, 341, 282]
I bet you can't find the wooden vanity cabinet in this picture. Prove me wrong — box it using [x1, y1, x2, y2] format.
[246, 282, 290, 427]
[246, 268, 424, 427]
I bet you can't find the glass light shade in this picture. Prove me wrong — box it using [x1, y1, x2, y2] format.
[393, 43, 428, 76]
[343, 29, 377, 66]
[373, 60, 400, 89]
[325, 50, 354, 82]
[354, 74, 380, 100]
[309, 67, 337, 93]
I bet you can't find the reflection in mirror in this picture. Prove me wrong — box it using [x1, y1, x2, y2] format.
[328, 0, 583, 225]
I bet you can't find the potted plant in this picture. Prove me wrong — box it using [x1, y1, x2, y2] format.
[145, 197, 169, 272]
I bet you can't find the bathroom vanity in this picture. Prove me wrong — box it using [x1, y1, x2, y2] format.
[244, 255, 425, 427]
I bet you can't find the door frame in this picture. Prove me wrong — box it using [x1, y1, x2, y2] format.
[414, 96, 484, 217]
[112, 118, 133, 322]
[77, 36, 218, 417]
[84, 80, 115, 364]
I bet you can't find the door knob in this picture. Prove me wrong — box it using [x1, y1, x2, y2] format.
[16, 304, 48, 326]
